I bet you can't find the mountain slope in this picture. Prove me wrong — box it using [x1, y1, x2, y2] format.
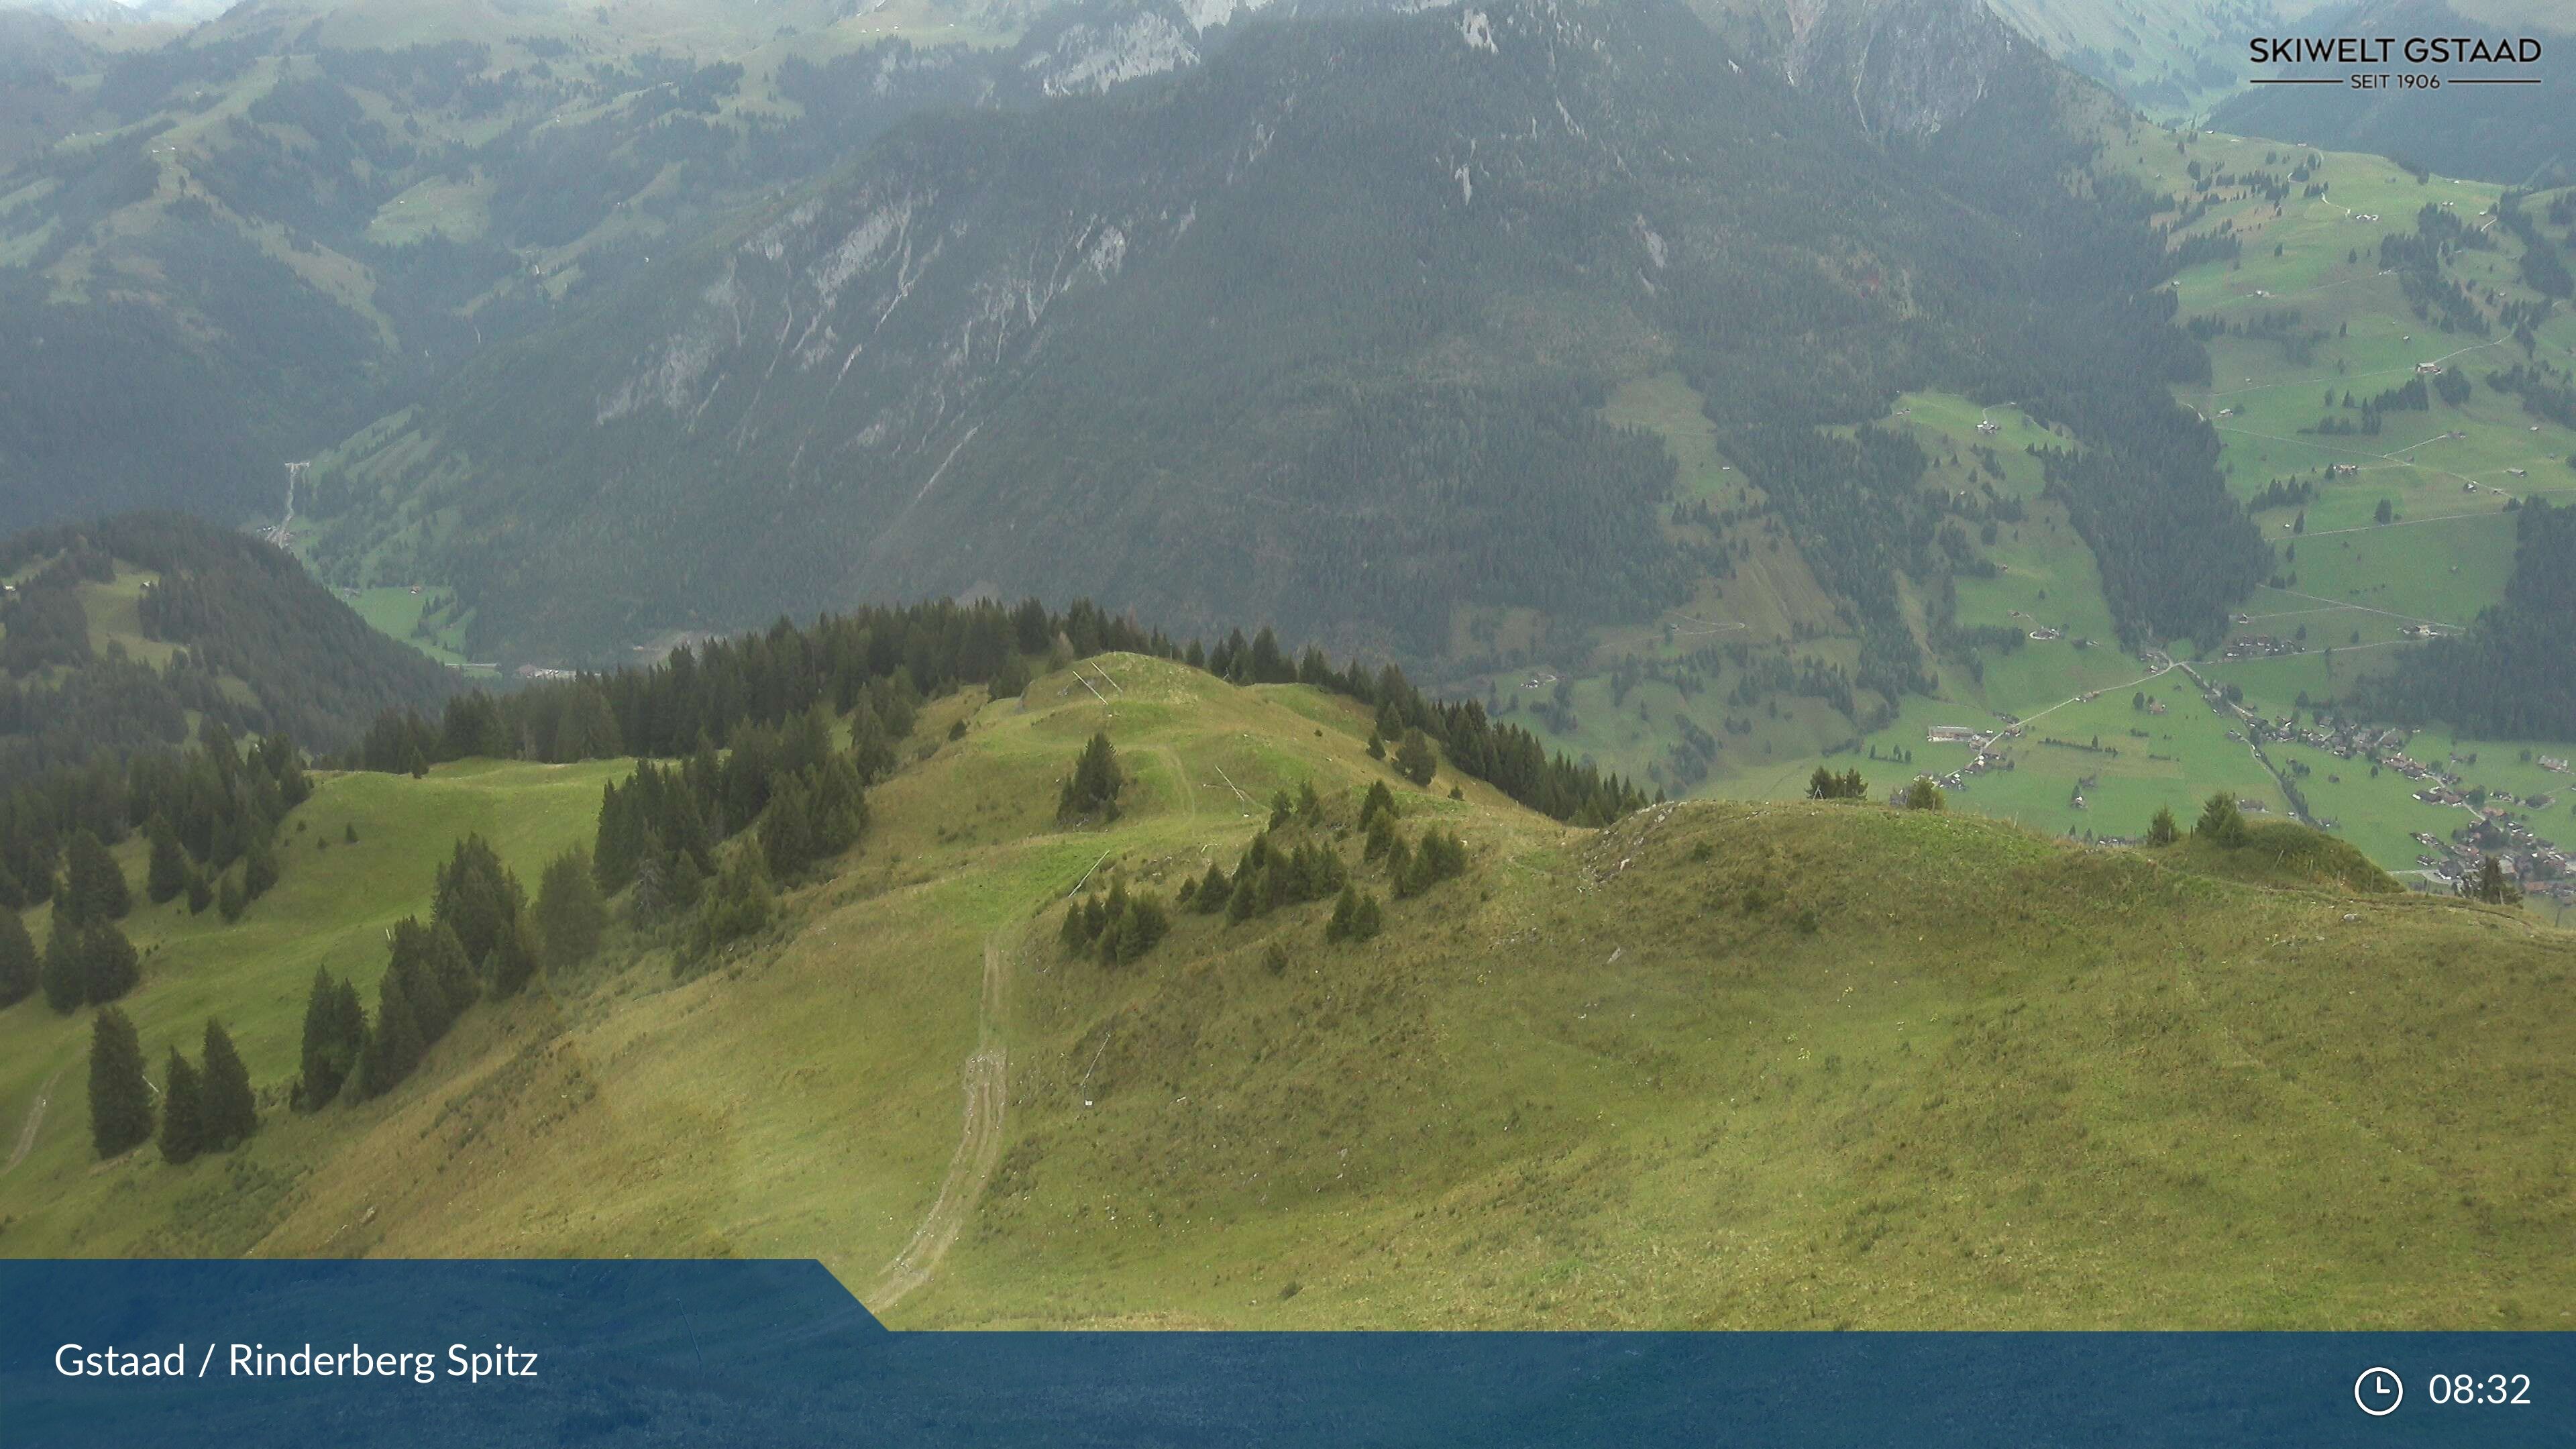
[1, 649, 2567, 1328]
[1982, 0, 2291, 119]
[0, 0, 1260, 533]
[304, 0, 2257, 676]
[0, 512, 462, 782]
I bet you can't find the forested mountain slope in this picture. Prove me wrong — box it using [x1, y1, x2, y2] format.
[301, 0, 2259, 675]
[0, 0, 1315, 532]
[1, 635, 2566, 1330]
[0, 513, 460, 783]
[1981, 0, 2292, 118]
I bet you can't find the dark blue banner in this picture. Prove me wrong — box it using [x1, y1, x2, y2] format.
[1, 1261, 2567, 1446]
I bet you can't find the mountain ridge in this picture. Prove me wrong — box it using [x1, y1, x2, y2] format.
[2, 643, 2567, 1328]
[300, 0, 2258, 677]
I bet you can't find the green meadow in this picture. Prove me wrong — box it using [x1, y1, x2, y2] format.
[1706, 140, 2576, 871]
[11, 656, 2571, 1330]
[344, 586, 486, 672]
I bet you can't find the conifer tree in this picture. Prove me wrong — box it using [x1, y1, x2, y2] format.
[759, 775, 816, 879]
[1813, 763, 1875, 794]
[89, 1006, 152, 1159]
[666, 849, 706, 916]
[1393, 829, 1467, 895]
[849, 708, 898, 786]
[358, 966, 426, 1099]
[2474, 855, 2514, 905]
[241, 835, 280, 902]
[535, 848, 608, 973]
[1359, 780, 1397, 830]
[1394, 729, 1438, 788]
[666, 780, 718, 875]
[1056, 733, 1125, 824]
[432, 836, 525, 968]
[41, 920, 83, 1013]
[159, 1047, 205, 1165]
[2194, 792, 2247, 846]
[484, 914, 540, 1000]
[806, 756, 870, 859]
[184, 867, 213, 915]
[592, 780, 637, 892]
[2147, 805, 2180, 847]
[696, 841, 775, 953]
[1119, 893, 1169, 962]
[1396, 841, 1430, 899]
[1352, 892, 1384, 941]
[1195, 863, 1233, 915]
[217, 871, 246, 923]
[296, 968, 362, 1110]
[380, 920, 453, 1043]
[991, 653, 1032, 702]
[83, 921, 140, 1004]
[64, 829, 129, 923]
[425, 922, 480, 1026]
[0, 908, 35, 1009]
[1326, 884, 1360, 943]
[146, 816, 188, 906]
[200, 1019, 257, 1150]
[551, 686, 624, 762]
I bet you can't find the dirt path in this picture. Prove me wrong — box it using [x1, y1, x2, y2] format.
[3, 1064, 68, 1179]
[864, 934, 1010, 1312]
[1154, 744, 1198, 819]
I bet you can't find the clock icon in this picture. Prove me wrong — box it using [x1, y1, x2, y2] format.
[2356, 1366, 2405, 1416]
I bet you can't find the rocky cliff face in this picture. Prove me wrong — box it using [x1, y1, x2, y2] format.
[1774, 0, 2035, 140]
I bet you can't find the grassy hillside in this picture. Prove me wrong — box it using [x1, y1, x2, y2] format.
[5, 653, 2569, 1331]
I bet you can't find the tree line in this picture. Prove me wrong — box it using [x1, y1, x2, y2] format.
[0, 718, 309, 923]
[2358, 498, 2576, 737]
[0, 513, 458, 788]
[361, 596, 1651, 829]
